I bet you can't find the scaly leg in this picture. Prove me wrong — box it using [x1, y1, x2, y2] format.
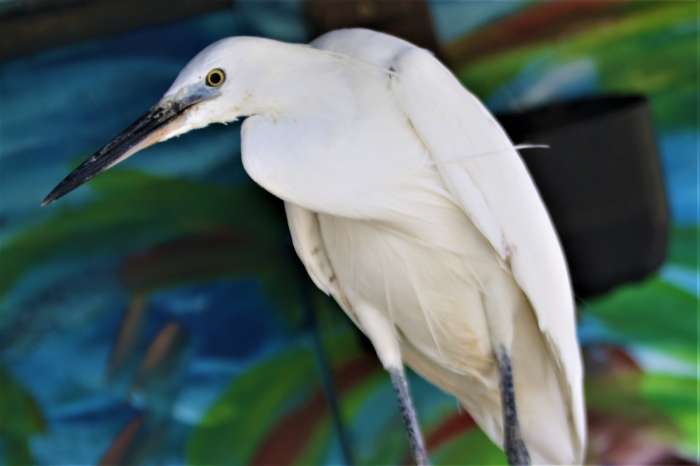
[497, 346, 530, 466]
[388, 367, 430, 466]
[479, 282, 531, 466]
[352, 301, 431, 466]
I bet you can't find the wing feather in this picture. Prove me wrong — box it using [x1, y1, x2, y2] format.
[389, 46, 586, 458]
[311, 28, 586, 460]
[284, 202, 357, 324]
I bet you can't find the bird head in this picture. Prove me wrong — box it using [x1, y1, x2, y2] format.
[42, 37, 267, 206]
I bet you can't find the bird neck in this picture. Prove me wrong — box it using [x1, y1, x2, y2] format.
[235, 39, 358, 119]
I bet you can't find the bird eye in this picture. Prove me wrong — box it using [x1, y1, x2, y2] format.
[205, 68, 226, 87]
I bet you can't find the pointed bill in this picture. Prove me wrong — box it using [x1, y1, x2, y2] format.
[42, 84, 218, 206]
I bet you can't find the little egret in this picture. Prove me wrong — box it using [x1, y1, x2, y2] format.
[44, 29, 586, 465]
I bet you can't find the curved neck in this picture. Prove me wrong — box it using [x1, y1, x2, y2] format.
[240, 41, 347, 118]
[231, 38, 387, 119]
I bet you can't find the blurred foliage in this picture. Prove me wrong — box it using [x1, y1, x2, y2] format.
[669, 227, 699, 270]
[587, 372, 698, 459]
[432, 429, 506, 466]
[187, 347, 318, 464]
[459, 1, 697, 130]
[186, 328, 369, 465]
[0, 366, 45, 466]
[585, 277, 697, 364]
[0, 169, 314, 330]
[0, 170, 283, 297]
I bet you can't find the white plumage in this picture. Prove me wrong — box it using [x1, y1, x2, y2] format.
[261, 29, 587, 464]
[44, 28, 587, 465]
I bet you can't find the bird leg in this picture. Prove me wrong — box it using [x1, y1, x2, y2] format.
[496, 346, 530, 466]
[388, 367, 430, 466]
[351, 301, 430, 465]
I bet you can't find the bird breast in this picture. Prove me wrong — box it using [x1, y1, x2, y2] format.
[315, 175, 516, 381]
[241, 73, 432, 221]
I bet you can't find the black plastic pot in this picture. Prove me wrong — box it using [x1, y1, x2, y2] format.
[497, 95, 669, 299]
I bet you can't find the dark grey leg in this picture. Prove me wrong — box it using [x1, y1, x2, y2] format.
[388, 368, 431, 466]
[496, 347, 531, 466]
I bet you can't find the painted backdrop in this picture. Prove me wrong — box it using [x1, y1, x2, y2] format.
[0, 1, 697, 465]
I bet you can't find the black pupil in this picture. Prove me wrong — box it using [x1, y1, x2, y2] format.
[209, 72, 221, 85]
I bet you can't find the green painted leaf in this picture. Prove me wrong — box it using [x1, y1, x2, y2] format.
[1, 436, 34, 466]
[457, 1, 697, 130]
[585, 277, 698, 363]
[187, 347, 319, 465]
[587, 372, 698, 459]
[0, 170, 286, 300]
[0, 366, 45, 466]
[433, 429, 507, 466]
[0, 366, 45, 437]
[669, 227, 699, 271]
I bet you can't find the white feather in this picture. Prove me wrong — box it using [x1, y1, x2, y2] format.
[237, 29, 586, 464]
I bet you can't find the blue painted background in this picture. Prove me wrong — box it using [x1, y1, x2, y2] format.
[0, 2, 697, 465]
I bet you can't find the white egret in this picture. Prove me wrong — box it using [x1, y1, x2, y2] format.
[44, 29, 586, 465]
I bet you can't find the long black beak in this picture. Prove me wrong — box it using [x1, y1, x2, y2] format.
[42, 80, 221, 207]
[41, 101, 187, 206]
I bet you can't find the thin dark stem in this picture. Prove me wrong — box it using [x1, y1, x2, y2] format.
[298, 262, 356, 466]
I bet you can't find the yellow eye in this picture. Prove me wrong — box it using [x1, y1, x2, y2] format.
[205, 68, 226, 87]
